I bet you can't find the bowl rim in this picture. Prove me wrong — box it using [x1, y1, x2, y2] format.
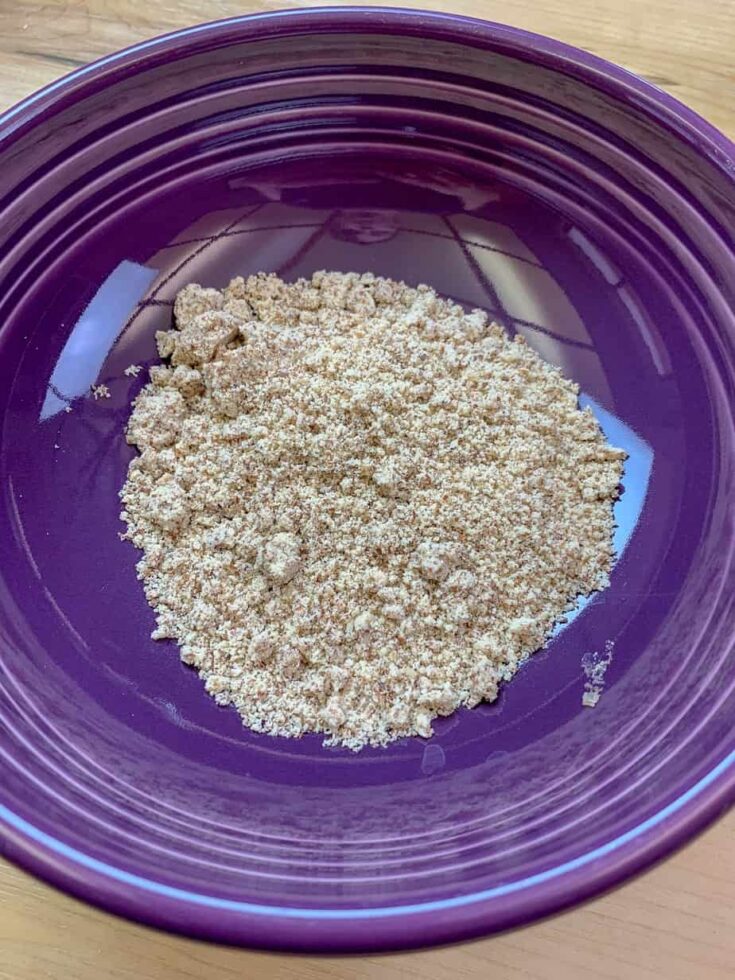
[1, 5, 733, 953]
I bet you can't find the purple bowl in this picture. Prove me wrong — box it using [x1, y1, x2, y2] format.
[0, 7, 734, 952]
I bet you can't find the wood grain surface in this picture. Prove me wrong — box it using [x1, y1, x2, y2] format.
[0, 2, 733, 979]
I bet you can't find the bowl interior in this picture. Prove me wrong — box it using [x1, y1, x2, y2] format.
[0, 10, 733, 950]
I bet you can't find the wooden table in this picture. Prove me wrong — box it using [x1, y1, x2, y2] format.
[0, 3, 733, 978]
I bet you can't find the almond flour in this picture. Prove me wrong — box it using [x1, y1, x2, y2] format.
[120, 272, 625, 750]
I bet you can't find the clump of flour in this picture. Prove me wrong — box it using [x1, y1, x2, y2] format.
[120, 271, 625, 749]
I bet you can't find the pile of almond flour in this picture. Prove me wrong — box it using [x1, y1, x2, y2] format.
[120, 272, 625, 749]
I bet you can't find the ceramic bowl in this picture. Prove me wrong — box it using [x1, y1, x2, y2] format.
[1, 8, 733, 951]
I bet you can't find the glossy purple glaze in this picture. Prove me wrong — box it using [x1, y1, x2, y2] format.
[0, 8, 734, 952]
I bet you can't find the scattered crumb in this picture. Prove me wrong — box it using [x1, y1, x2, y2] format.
[582, 639, 614, 707]
[91, 384, 110, 400]
[121, 272, 625, 750]
[125, 364, 143, 377]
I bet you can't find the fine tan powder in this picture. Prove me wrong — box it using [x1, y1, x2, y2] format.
[120, 271, 625, 749]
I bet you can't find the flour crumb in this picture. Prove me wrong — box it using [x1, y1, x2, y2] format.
[120, 272, 625, 750]
[91, 384, 110, 400]
[64, 405, 73, 413]
[124, 364, 143, 377]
